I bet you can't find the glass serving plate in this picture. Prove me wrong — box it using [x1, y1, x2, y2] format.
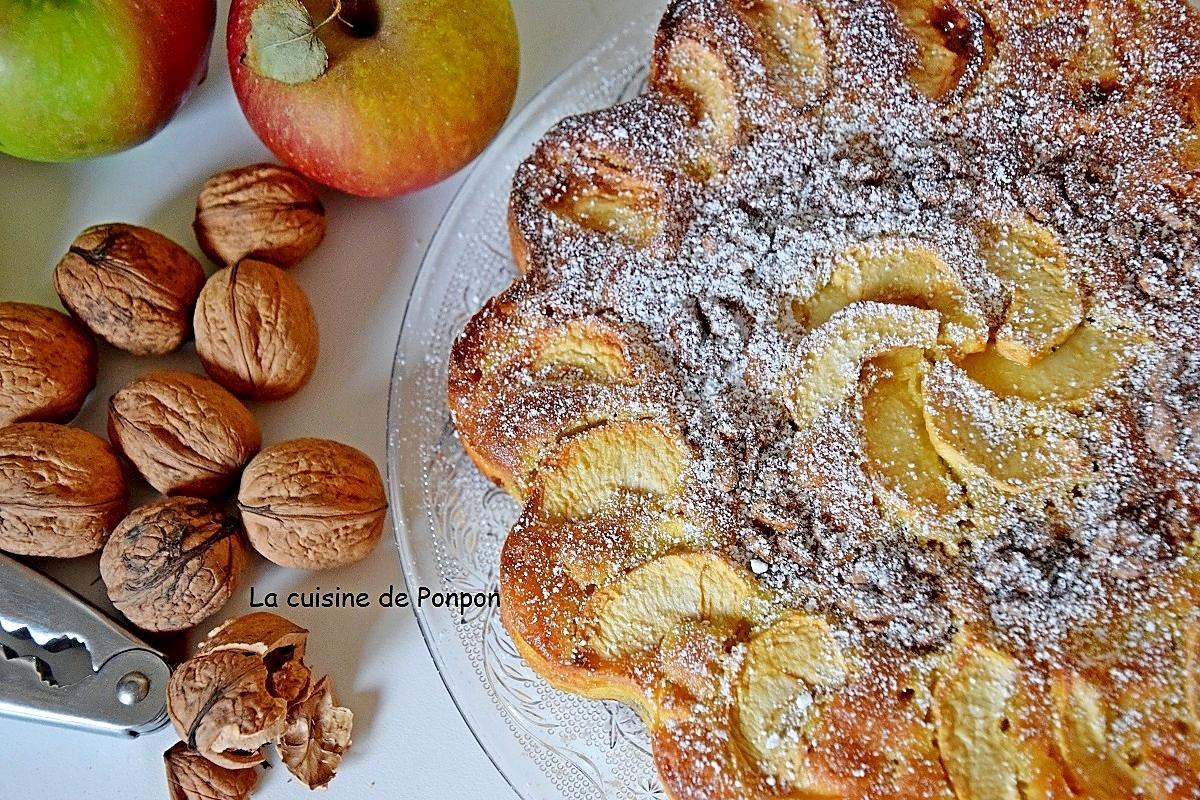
[386, 9, 667, 800]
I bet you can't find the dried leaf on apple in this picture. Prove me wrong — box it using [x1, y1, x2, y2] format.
[244, 0, 329, 85]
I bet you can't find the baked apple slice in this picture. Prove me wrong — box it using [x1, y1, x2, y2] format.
[922, 362, 1086, 492]
[960, 320, 1142, 409]
[935, 638, 1027, 800]
[1052, 674, 1138, 800]
[582, 552, 765, 661]
[731, 0, 829, 109]
[862, 350, 964, 521]
[797, 241, 989, 356]
[734, 612, 846, 790]
[978, 217, 1083, 366]
[785, 301, 940, 430]
[890, 0, 989, 100]
[533, 420, 689, 521]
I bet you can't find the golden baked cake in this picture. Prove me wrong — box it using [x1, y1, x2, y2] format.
[449, 0, 1200, 797]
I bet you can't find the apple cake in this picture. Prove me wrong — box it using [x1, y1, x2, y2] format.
[448, 0, 1200, 797]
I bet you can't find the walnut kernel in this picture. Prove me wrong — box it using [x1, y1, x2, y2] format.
[194, 259, 319, 400]
[0, 302, 96, 426]
[279, 675, 353, 789]
[194, 163, 326, 267]
[237, 439, 387, 569]
[0, 422, 127, 556]
[164, 742, 257, 800]
[108, 370, 261, 497]
[100, 498, 248, 632]
[54, 223, 206, 355]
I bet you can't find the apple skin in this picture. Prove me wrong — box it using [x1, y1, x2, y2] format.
[0, 0, 216, 162]
[227, 0, 520, 198]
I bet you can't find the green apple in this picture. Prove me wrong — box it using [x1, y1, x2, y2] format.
[0, 0, 216, 162]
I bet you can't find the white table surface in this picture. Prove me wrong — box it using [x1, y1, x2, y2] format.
[0, 0, 648, 796]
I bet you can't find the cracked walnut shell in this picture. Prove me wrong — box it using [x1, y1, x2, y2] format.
[164, 742, 257, 800]
[194, 259, 319, 401]
[100, 498, 248, 633]
[194, 163, 326, 267]
[238, 439, 387, 569]
[54, 223, 206, 356]
[0, 302, 96, 426]
[168, 647, 289, 770]
[108, 370, 261, 497]
[167, 612, 353, 774]
[0, 422, 127, 557]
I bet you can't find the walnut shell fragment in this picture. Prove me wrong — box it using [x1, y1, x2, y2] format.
[0, 302, 96, 426]
[100, 498, 248, 632]
[164, 742, 258, 800]
[54, 223, 206, 356]
[194, 259, 319, 401]
[194, 163, 326, 267]
[237, 439, 387, 569]
[108, 370, 261, 497]
[279, 675, 353, 789]
[199, 611, 312, 705]
[0, 422, 127, 557]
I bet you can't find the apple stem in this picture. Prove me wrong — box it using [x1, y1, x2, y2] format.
[337, 0, 380, 38]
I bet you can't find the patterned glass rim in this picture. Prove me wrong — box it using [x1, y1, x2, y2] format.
[386, 8, 664, 799]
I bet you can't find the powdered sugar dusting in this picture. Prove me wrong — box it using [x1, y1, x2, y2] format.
[499, 0, 1200, 668]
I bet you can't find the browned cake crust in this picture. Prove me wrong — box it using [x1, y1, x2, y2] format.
[450, 1, 1200, 797]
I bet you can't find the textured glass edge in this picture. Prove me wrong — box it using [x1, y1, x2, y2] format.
[385, 9, 664, 800]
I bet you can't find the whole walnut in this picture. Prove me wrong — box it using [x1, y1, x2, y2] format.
[238, 439, 387, 569]
[54, 223, 206, 355]
[0, 302, 96, 426]
[108, 370, 261, 497]
[194, 259, 319, 400]
[0, 422, 127, 556]
[100, 498, 248, 632]
[194, 163, 326, 267]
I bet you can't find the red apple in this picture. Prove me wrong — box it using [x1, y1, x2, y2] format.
[227, 0, 519, 197]
[0, 0, 216, 162]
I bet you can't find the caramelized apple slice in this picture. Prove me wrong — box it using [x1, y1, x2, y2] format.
[890, 0, 988, 100]
[529, 319, 637, 381]
[658, 37, 742, 174]
[734, 613, 847, 789]
[785, 302, 940, 430]
[546, 153, 666, 247]
[978, 217, 1083, 366]
[862, 350, 964, 520]
[1053, 675, 1138, 799]
[534, 420, 689, 521]
[935, 639, 1024, 800]
[1066, 9, 1124, 104]
[960, 321, 1142, 409]
[922, 362, 1086, 492]
[798, 241, 989, 355]
[583, 552, 765, 660]
[732, 0, 829, 108]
